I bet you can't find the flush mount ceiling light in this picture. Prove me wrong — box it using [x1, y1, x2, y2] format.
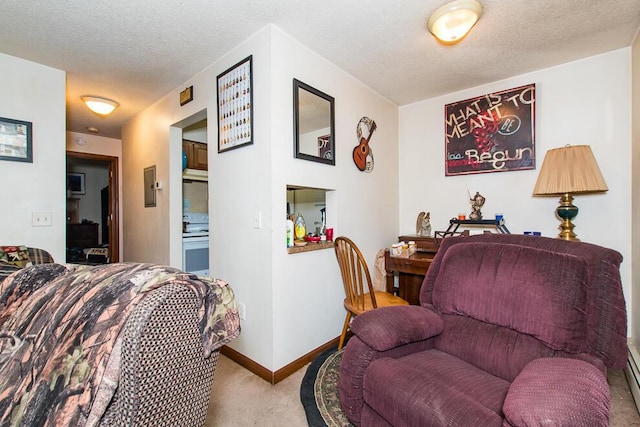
[427, 0, 483, 44]
[82, 96, 119, 115]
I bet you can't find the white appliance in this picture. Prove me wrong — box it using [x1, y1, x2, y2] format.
[183, 212, 209, 275]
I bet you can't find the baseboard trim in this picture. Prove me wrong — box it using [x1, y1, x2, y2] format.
[625, 341, 640, 414]
[220, 337, 340, 385]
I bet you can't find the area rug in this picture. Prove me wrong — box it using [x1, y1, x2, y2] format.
[300, 346, 353, 427]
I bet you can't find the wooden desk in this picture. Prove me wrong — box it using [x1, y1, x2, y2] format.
[384, 249, 434, 305]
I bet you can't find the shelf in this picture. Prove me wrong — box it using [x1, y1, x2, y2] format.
[287, 241, 334, 254]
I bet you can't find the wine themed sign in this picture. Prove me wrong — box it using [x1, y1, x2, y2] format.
[217, 55, 253, 153]
[444, 84, 535, 176]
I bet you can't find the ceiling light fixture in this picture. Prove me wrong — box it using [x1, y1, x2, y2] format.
[427, 0, 483, 44]
[82, 96, 119, 115]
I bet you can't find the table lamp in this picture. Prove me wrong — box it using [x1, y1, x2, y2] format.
[532, 145, 608, 241]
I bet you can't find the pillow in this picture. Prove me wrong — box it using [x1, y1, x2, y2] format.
[0, 262, 22, 281]
[0, 245, 32, 268]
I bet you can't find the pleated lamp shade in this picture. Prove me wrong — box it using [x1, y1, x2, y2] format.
[533, 145, 608, 195]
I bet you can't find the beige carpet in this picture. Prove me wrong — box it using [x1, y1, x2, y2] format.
[206, 355, 308, 426]
[206, 354, 640, 426]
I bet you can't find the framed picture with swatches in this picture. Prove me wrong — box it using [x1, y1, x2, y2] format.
[217, 55, 253, 153]
[0, 117, 33, 163]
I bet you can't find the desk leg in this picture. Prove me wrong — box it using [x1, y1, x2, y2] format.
[386, 272, 395, 294]
[397, 273, 422, 305]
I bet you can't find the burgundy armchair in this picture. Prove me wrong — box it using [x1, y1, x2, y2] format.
[339, 234, 627, 426]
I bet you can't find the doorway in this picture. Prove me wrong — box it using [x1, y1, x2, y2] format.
[66, 151, 119, 263]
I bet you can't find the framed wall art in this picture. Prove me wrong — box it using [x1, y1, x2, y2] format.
[444, 84, 535, 176]
[67, 172, 86, 195]
[217, 55, 253, 153]
[0, 117, 33, 163]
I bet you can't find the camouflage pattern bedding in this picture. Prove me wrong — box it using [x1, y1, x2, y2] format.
[0, 262, 240, 426]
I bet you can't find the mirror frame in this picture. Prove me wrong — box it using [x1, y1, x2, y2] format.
[293, 79, 335, 165]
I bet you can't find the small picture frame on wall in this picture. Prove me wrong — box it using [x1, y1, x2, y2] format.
[0, 116, 33, 163]
[217, 55, 253, 153]
[144, 166, 156, 208]
[67, 172, 86, 195]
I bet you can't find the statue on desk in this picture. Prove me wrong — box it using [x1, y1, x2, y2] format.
[469, 191, 485, 221]
[416, 211, 432, 237]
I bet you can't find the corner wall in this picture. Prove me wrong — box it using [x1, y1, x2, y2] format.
[121, 25, 399, 371]
[269, 27, 399, 369]
[399, 48, 633, 328]
[0, 53, 66, 260]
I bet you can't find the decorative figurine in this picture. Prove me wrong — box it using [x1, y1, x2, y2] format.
[416, 211, 432, 237]
[469, 191, 485, 220]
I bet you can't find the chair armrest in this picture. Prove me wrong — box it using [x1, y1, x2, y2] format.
[503, 357, 610, 427]
[340, 306, 441, 425]
[351, 305, 443, 352]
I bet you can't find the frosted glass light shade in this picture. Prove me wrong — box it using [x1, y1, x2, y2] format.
[82, 96, 119, 115]
[427, 0, 483, 44]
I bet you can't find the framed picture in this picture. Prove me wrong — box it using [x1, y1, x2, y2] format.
[444, 84, 536, 176]
[67, 172, 86, 195]
[217, 55, 253, 153]
[144, 165, 156, 208]
[0, 117, 33, 163]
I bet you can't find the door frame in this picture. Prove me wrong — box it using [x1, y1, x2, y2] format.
[66, 151, 120, 262]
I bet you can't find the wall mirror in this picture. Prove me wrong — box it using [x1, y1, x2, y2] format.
[293, 79, 335, 165]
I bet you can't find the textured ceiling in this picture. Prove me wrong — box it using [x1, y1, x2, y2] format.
[1, 0, 639, 139]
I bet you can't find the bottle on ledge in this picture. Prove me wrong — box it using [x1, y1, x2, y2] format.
[294, 213, 306, 241]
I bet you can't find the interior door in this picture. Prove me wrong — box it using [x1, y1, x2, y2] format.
[66, 151, 120, 262]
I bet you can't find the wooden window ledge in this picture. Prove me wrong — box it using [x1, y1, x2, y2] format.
[287, 241, 334, 254]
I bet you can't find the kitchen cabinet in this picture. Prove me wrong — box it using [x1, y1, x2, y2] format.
[183, 140, 208, 170]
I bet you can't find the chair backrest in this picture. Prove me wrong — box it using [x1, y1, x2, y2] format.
[334, 237, 377, 310]
[422, 233, 626, 370]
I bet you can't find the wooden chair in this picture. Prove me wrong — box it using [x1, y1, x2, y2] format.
[334, 236, 409, 350]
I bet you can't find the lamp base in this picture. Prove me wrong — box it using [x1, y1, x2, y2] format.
[555, 193, 579, 241]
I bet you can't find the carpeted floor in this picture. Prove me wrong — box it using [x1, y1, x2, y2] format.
[207, 352, 640, 426]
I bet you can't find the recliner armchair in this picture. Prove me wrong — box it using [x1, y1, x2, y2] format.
[339, 234, 626, 426]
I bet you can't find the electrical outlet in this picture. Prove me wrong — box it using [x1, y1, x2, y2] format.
[32, 212, 52, 227]
[238, 302, 246, 320]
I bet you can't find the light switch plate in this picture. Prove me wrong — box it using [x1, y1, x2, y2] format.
[32, 212, 52, 227]
[253, 211, 262, 229]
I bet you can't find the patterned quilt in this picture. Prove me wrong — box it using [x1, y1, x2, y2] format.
[0, 262, 240, 426]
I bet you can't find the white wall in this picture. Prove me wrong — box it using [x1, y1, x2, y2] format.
[66, 131, 123, 260]
[66, 163, 108, 238]
[399, 48, 633, 329]
[0, 53, 66, 261]
[122, 25, 399, 371]
[122, 27, 276, 366]
[269, 27, 399, 368]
